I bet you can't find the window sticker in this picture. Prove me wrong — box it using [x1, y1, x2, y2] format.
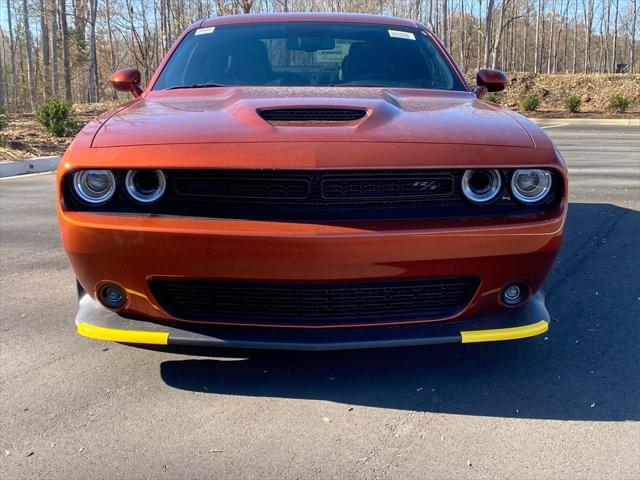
[195, 26, 215, 36]
[388, 30, 416, 40]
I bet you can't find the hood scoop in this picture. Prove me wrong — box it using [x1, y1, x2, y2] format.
[258, 108, 367, 124]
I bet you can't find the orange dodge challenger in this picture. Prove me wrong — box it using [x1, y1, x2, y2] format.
[59, 13, 567, 350]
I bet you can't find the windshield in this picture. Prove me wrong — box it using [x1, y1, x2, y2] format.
[153, 22, 465, 91]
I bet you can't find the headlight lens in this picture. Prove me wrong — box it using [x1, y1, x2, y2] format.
[461, 169, 503, 204]
[72, 170, 116, 205]
[510, 169, 553, 204]
[125, 170, 166, 204]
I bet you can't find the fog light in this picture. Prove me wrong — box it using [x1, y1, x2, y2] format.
[99, 284, 126, 309]
[502, 283, 527, 306]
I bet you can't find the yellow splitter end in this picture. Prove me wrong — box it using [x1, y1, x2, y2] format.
[77, 322, 169, 345]
[460, 320, 548, 343]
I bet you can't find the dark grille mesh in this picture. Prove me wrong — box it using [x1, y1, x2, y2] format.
[173, 170, 458, 205]
[149, 278, 479, 326]
[259, 108, 367, 122]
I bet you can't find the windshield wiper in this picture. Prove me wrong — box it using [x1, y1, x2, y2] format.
[164, 83, 225, 90]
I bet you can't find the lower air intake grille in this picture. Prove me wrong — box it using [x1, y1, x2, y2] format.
[258, 108, 367, 123]
[149, 277, 479, 327]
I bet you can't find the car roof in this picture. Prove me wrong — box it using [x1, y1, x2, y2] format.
[199, 12, 421, 30]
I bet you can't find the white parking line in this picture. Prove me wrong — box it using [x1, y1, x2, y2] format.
[541, 124, 570, 129]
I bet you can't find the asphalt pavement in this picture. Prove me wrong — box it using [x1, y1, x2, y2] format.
[1, 124, 639, 479]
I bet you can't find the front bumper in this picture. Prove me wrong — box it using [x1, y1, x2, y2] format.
[75, 292, 549, 351]
[60, 210, 565, 327]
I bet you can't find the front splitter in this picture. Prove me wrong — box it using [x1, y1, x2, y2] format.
[75, 293, 549, 351]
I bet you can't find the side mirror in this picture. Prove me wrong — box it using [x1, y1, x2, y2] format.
[110, 68, 143, 98]
[475, 69, 508, 98]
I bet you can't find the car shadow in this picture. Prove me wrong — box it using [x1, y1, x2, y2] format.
[160, 202, 639, 421]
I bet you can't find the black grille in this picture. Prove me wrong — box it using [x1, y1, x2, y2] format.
[321, 175, 454, 199]
[149, 278, 479, 327]
[175, 175, 310, 200]
[174, 170, 456, 204]
[258, 108, 367, 123]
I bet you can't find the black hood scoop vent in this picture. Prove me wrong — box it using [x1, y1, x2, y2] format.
[258, 108, 367, 123]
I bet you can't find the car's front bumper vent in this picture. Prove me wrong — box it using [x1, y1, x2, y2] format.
[149, 277, 479, 327]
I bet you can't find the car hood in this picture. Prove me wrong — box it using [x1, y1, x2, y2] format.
[92, 87, 534, 148]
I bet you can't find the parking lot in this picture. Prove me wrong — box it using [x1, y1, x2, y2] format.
[1, 124, 638, 479]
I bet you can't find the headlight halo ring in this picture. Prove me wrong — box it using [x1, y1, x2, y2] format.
[72, 169, 117, 205]
[461, 168, 503, 204]
[510, 169, 553, 204]
[124, 169, 167, 204]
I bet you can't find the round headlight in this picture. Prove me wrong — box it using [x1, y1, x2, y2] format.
[511, 169, 553, 204]
[461, 169, 503, 204]
[72, 170, 116, 205]
[125, 170, 166, 204]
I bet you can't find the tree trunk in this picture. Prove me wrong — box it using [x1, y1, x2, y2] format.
[87, 0, 99, 102]
[583, 0, 594, 73]
[60, 0, 72, 101]
[483, 0, 496, 68]
[6, 0, 18, 109]
[631, 0, 637, 72]
[73, 0, 87, 49]
[490, 0, 506, 69]
[562, 4, 569, 72]
[0, 46, 6, 109]
[40, 0, 51, 98]
[603, 0, 611, 72]
[459, 0, 466, 72]
[534, 0, 541, 73]
[611, 0, 619, 72]
[547, 0, 556, 73]
[476, 0, 483, 70]
[105, 0, 118, 100]
[22, 0, 37, 110]
[572, 0, 578, 73]
[441, 0, 448, 47]
[51, 0, 59, 96]
[522, 8, 528, 72]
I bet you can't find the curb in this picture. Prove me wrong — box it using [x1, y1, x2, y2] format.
[531, 118, 640, 127]
[0, 156, 60, 178]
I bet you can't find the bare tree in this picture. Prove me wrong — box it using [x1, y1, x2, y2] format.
[533, 0, 542, 72]
[547, 0, 556, 73]
[6, 0, 18, 108]
[51, 0, 59, 96]
[22, 0, 37, 110]
[0, 38, 6, 109]
[582, 0, 595, 72]
[441, 0, 448, 46]
[60, 0, 72, 101]
[631, 0, 637, 71]
[483, 0, 496, 67]
[40, 0, 51, 98]
[87, 0, 99, 102]
[105, 0, 117, 99]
